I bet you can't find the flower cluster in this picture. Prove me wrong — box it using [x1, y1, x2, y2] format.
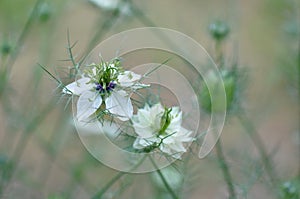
[64, 57, 193, 159]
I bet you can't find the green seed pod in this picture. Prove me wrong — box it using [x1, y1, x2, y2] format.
[209, 20, 230, 41]
[200, 69, 237, 112]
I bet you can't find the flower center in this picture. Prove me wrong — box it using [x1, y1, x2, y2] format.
[86, 57, 123, 95]
[95, 81, 116, 93]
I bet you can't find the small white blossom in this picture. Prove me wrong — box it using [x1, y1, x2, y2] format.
[88, 0, 131, 15]
[89, 0, 119, 10]
[63, 58, 148, 122]
[132, 103, 194, 159]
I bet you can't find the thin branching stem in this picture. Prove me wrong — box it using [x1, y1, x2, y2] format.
[149, 156, 179, 199]
[297, 25, 300, 179]
[237, 111, 279, 187]
[215, 40, 224, 68]
[91, 155, 147, 199]
[0, 98, 55, 197]
[211, 29, 236, 199]
[84, 10, 120, 57]
[67, 30, 78, 69]
[4, 0, 45, 73]
[91, 171, 125, 199]
[215, 139, 237, 199]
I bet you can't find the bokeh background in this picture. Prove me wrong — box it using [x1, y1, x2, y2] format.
[0, 0, 299, 198]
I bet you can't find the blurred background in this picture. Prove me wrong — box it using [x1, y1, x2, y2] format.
[0, 0, 299, 198]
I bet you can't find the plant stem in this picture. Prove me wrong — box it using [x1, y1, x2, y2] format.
[130, 1, 182, 53]
[83, 10, 120, 58]
[4, 0, 44, 73]
[0, 99, 55, 197]
[297, 24, 300, 180]
[237, 112, 279, 187]
[91, 155, 146, 199]
[149, 156, 179, 199]
[215, 139, 237, 199]
[91, 171, 125, 199]
[215, 40, 224, 68]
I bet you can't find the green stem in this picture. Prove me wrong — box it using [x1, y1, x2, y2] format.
[215, 139, 237, 199]
[130, 2, 156, 27]
[130, 2, 182, 53]
[0, 99, 55, 197]
[83, 10, 120, 58]
[5, 0, 44, 73]
[237, 112, 279, 187]
[149, 156, 179, 199]
[297, 25, 300, 180]
[91, 171, 125, 199]
[215, 40, 224, 68]
[91, 155, 146, 199]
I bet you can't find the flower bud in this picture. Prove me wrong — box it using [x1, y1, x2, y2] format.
[200, 69, 237, 112]
[1, 42, 12, 55]
[37, 3, 52, 22]
[88, 0, 132, 15]
[209, 20, 230, 41]
[280, 180, 300, 199]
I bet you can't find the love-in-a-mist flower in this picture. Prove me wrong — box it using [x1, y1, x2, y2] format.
[63, 58, 147, 122]
[132, 103, 193, 159]
[88, 0, 131, 15]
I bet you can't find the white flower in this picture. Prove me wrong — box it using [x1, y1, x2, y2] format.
[88, 0, 131, 15]
[132, 103, 194, 159]
[89, 0, 119, 10]
[63, 59, 147, 122]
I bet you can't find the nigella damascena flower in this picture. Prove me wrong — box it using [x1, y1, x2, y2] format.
[132, 103, 194, 159]
[63, 58, 148, 122]
[88, 0, 131, 15]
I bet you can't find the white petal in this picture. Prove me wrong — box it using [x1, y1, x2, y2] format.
[169, 142, 186, 152]
[105, 90, 133, 121]
[63, 78, 93, 95]
[159, 144, 172, 155]
[93, 95, 103, 109]
[133, 123, 154, 138]
[118, 71, 142, 87]
[88, 0, 119, 10]
[133, 137, 158, 149]
[77, 91, 102, 121]
[150, 103, 164, 119]
[162, 136, 175, 144]
[131, 83, 150, 90]
[133, 138, 146, 149]
[75, 119, 101, 135]
[137, 109, 152, 125]
[177, 128, 194, 142]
